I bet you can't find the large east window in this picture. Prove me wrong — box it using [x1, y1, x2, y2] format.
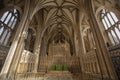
[101, 9, 120, 46]
[0, 9, 19, 46]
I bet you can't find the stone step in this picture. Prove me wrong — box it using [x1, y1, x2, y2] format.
[15, 72, 82, 80]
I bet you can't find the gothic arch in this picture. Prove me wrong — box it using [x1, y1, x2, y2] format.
[94, 0, 120, 20]
[29, 0, 81, 57]
[30, 0, 80, 20]
[0, 0, 119, 80]
[0, 4, 23, 19]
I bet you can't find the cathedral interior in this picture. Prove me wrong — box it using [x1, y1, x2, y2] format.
[0, 0, 120, 80]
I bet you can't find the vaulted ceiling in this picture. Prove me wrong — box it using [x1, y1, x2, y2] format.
[1, 0, 117, 43]
[1, 0, 118, 54]
[35, 0, 80, 44]
[32, 0, 81, 54]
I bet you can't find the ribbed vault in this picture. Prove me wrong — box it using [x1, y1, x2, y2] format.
[33, 0, 81, 55]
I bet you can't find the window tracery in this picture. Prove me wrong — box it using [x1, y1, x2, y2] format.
[0, 9, 19, 46]
[101, 9, 120, 46]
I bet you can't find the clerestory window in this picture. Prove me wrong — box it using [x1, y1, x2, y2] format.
[0, 9, 19, 46]
[101, 9, 120, 46]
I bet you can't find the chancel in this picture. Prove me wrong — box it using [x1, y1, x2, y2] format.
[0, 0, 120, 80]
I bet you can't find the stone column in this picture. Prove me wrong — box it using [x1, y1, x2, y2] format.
[33, 27, 41, 72]
[0, 0, 30, 80]
[73, 15, 84, 77]
[87, 0, 118, 80]
[74, 11, 86, 71]
[33, 12, 43, 72]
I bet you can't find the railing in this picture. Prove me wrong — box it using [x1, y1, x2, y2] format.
[82, 49, 100, 74]
[37, 55, 81, 74]
[16, 53, 82, 80]
[81, 48, 118, 80]
[15, 72, 114, 80]
[16, 49, 118, 80]
[17, 50, 35, 73]
[15, 72, 44, 80]
[15, 71, 73, 80]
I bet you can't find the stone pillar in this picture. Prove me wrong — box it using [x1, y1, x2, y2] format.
[73, 11, 86, 73]
[33, 12, 43, 72]
[73, 20, 84, 78]
[87, 0, 118, 80]
[0, 0, 30, 80]
[33, 26, 41, 72]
